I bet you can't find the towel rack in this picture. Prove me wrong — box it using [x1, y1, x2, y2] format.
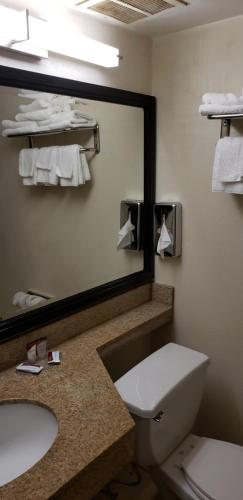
[207, 114, 243, 138]
[8, 124, 100, 153]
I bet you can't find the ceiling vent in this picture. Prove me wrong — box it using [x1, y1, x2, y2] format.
[75, 0, 189, 24]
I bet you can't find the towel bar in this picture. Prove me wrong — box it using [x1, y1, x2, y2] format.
[8, 123, 100, 153]
[207, 114, 243, 138]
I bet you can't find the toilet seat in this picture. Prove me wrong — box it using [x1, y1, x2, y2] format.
[182, 437, 243, 500]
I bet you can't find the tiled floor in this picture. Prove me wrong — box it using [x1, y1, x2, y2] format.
[93, 463, 178, 500]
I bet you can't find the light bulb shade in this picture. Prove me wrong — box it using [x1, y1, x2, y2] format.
[0, 4, 119, 67]
[48, 33, 119, 68]
[0, 5, 48, 59]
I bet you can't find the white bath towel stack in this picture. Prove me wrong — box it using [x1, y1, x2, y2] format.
[199, 93, 243, 116]
[19, 145, 91, 187]
[1, 89, 96, 136]
[212, 137, 243, 194]
[13, 291, 47, 309]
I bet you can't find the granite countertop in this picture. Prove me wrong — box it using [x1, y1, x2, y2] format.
[0, 290, 173, 500]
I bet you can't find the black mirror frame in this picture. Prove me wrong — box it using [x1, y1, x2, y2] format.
[0, 65, 156, 342]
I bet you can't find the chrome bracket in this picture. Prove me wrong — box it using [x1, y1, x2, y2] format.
[220, 118, 231, 138]
[153, 411, 164, 422]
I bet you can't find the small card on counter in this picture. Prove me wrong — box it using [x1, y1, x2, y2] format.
[48, 351, 61, 364]
[16, 362, 43, 374]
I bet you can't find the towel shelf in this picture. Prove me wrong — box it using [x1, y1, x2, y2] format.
[8, 124, 100, 153]
[207, 114, 243, 138]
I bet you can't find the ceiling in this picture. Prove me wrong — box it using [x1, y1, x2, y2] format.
[64, 0, 243, 37]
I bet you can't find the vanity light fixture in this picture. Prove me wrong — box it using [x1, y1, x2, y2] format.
[0, 5, 48, 59]
[48, 33, 120, 68]
[0, 4, 119, 67]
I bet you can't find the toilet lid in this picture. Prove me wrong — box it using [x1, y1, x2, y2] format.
[182, 437, 243, 500]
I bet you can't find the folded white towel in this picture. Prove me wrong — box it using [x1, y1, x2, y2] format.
[13, 291, 46, 309]
[212, 137, 243, 194]
[15, 108, 54, 122]
[2, 124, 38, 136]
[13, 291, 27, 308]
[18, 100, 52, 112]
[39, 116, 87, 128]
[36, 120, 83, 132]
[39, 110, 95, 126]
[15, 103, 73, 122]
[199, 104, 243, 116]
[2, 120, 87, 136]
[18, 91, 56, 101]
[2, 119, 37, 129]
[18, 96, 73, 114]
[202, 93, 240, 105]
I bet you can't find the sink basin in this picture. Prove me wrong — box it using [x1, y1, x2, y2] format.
[0, 401, 58, 486]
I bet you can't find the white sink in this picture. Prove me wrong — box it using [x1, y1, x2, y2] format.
[0, 402, 58, 486]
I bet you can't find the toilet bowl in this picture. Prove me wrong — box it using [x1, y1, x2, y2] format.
[115, 343, 243, 500]
[153, 433, 243, 500]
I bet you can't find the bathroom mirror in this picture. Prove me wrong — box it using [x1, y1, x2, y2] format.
[0, 65, 155, 341]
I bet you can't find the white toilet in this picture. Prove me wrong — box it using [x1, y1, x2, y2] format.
[115, 343, 243, 500]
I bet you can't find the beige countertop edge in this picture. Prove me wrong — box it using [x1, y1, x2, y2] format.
[0, 300, 173, 500]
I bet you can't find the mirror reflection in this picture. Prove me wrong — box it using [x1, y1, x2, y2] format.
[0, 86, 144, 320]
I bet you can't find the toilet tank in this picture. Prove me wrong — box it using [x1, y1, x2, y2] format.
[115, 343, 210, 467]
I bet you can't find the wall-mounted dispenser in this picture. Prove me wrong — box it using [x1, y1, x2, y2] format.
[154, 202, 182, 258]
[119, 200, 144, 251]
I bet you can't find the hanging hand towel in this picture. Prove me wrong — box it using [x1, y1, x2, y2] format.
[117, 214, 135, 249]
[212, 137, 243, 194]
[35, 147, 57, 184]
[80, 152, 91, 181]
[59, 145, 82, 187]
[19, 147, 59, 186]
[19, 148, 39, 178]
[157, 218, 173, 259]
[56, 145, 78, 179]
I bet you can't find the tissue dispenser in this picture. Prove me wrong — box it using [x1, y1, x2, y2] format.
[154, 202, 182, 257]
[120, 200, 144, 251]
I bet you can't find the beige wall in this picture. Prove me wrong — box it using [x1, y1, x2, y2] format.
[153, 15, 243, 445]
[0, 88, 143, 318]
[0, 0, 152, 94]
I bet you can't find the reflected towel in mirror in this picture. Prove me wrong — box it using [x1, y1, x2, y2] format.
[19, 145, 91, 186]
[157, 219, 173, 259]
[117, 213, 135, 249]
